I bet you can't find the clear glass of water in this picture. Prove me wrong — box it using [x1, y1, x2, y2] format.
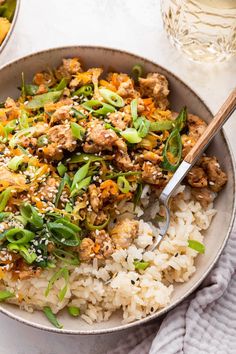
[161, 0, 236, 62]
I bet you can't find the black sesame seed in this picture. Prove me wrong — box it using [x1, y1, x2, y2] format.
[131, 280, 135, 285]
[25, 176, 31, 184]
[151, 307, 154, 312]
[174, 253, 179, 257]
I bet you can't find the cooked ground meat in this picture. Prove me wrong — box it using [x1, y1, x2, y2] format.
[109, 112, 129, 130]
[38, 177, 59, 203]
[139, 73, 169, 110]
[110, 218, 139, 249]
[20, 136, 38, 149]
[191, 187, 214, 208]
[141, 151, 162, 164]
[115, 151, 138, 172]
[186, 166, 208, 188]
[0, 167, 26, 187]
[40, 124, 76, 160]
[33, 72, 56, 87]
[79, 238, 95, 262]
[48, 124, 77, 151]
[44, 98, 74, 114]
[181, 134, 195, 157]
[83, 120, 118, 153]
[200, 156, 227, 192]
[4, 97, 17, 109]
[142, 161, 163, 185]
[117, 78, 137, 98]
[55, 58, 82, 80]
[88, 184, 102, 213]
[86, 210, 108, 226]
[91, 230, 115, 259]
[187, 114, 207, 142]
[50, 106, 72, 125]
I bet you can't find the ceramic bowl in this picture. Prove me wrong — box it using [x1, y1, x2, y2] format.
[0, 46, 235, 334]
[0, 0, 20, 55]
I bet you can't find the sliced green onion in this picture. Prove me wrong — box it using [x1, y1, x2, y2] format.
[8, 243, 37, 264]
[0, 290, 14, 301]
[5, 228, 35, 244]
[71, 162, 90, 191]
[53, 78, 69, 91]
[54, 218, 81, 233]
[45, 267, 69, 301]
[120, 128, 142, 144]
[70, 107, 86, 120]
[0, 189, 11, 212]
[57, 162, 67, 177]
[133, 183, 143, 210]
[67, 306, 80, 317]
[73, 84, 93, 97]
[4, 119, 17, 139]
[9, 127, 36, 148]
[149, 120, 174, 132]
[134, 260, 149, 270]
[70, 176, 91, 198]
[117, 176, 131, 193]
[131, 98, 138, 122]
[162, 129, 182, 172]
[85, 216, 110, 231]
[53, 249, 80, 266]
[0, 212, 12, 222]
[68, 153, 103, 164]
[174, 107, 187, 131]
[43, 306, 63, 329]
[19, 110, 29, 129]
[18, 145, 30, 155]
[47, 223, 80, 247]
[99, 88, 124, 108]
[105, 171, 141, 180]
[137, 118, 150, 138]
[82, 100, 116, 116]
[20, 203, 44, 229]
[55, 173, 71, 208]
[71, 122, 85, 141]
[188, 240, 205, 254]
[37, 135, 48, 147]
[26, 91, 63, 110]
[21, 72, 26, 99]
[65, 202, 73, 213]
[25, 84, 39, 96]
[7, 155, 24, 171]
[131, 64, 143, 82]
[1, 0, 16, 21]
[104, 123, 121, 133]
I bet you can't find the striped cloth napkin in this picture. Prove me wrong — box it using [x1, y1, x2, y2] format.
[110, 226, 236, 354]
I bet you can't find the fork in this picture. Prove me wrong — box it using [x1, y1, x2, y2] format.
[144, 88, 236, 251]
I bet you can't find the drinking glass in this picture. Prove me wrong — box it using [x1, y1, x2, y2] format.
[161, 0, 236, 62]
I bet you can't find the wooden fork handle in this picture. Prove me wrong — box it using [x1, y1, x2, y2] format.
[184, 88, 236, 165]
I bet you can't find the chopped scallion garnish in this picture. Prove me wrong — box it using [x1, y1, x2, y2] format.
[43, 306, 63, 329]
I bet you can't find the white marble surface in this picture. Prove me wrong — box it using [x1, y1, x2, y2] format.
[0, 1, 235, 353]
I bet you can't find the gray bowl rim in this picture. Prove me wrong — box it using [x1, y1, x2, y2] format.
[0, 0, 21, 55]
[0, 45, 235, 335]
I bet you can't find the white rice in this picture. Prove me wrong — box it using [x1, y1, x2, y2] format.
[1, 187, 217, 324]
